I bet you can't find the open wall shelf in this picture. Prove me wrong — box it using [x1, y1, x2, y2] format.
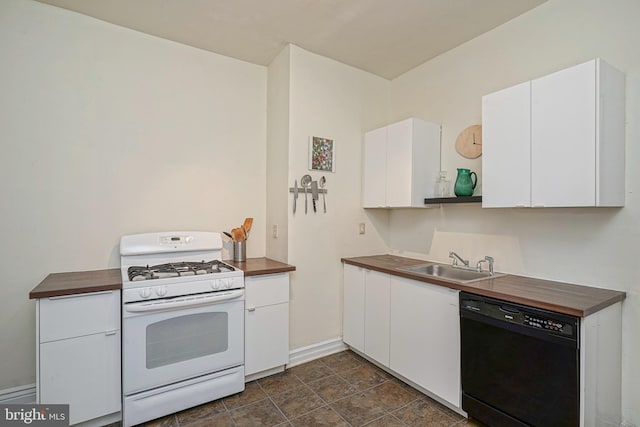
[424, 196, 482, 205]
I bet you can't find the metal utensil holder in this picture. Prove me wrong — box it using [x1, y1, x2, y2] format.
[233, 241, 246, 262]
[288, 187, 328, 194]
[290, 182, 328, 214]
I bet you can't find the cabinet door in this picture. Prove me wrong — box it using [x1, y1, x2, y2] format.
[245, 303, 289, 376]
[245, 274, 289, 376]
[410, 120, 442, 205]
[595, 60, 625, 207]
[343, 264, 365, 352]
[40, 331, 121, 425]
[386, 119, 413, 207]
[364, 269, 390, 366]
[363, 127, 387, 208]
[482, 81, 531, 207]
[390, 276, 460, 407]
[531, 60, 597, 207]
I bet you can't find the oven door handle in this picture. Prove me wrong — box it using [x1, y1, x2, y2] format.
[124, 289, 244, 313]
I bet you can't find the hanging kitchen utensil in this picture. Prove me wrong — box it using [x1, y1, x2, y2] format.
[293, 179, 298, 214]
[301, 174, 312, 214]
[311, 180, 319, 213]
[319, 176, 327, 213]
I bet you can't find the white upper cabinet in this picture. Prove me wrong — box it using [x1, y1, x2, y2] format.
[362, 127, 388, 208]
[482, 81, 531, 208]
[363, 118, 441, 208]
[482, 59, 625, 208]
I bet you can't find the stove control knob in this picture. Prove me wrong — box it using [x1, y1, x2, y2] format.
[211, 280, 221, 290]
[140, 288, 152, 299]
[156, 286, 168, 297]
[223, 279, 231, 289]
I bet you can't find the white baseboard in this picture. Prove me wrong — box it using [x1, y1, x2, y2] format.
[245, 366, 285, 382]
[287, 337, 348, 368]
[0, 383, 36, 404]
[4, 339, 346, 405]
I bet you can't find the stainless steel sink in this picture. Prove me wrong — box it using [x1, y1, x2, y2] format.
[397, 263, 503, 283]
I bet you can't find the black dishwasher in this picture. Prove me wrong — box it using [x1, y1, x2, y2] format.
[460, 292, 579, 427]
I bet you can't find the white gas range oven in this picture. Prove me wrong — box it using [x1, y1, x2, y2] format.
[119, 231, 244, 427]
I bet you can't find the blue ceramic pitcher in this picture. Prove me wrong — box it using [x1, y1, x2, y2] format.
[454, 168, 477, 197]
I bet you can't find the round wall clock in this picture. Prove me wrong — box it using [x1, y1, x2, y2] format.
[455, 124, 482, 159]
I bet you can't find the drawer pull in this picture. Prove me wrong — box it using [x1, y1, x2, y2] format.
[104, 330, 118, 336]
[49, 290, 113, 300]
[247, 307, 256, 312]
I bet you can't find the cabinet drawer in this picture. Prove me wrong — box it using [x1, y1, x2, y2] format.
[40, 331, 121, 424]
[39, 291, 120, 343]
[245, 274, 289, 308]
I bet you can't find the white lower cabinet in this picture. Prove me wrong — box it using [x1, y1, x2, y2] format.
[581, 302, 623, 427]
[343, 264, 461, 408]
[342, 264, 390, 366]
[343, 264, 366, 353]
[40, 332, 121, 424]
[244, 273, 290, 378]
[364, 269, 390, 366]
[389, 276, 460, 407]
[37, 290, 121, 426]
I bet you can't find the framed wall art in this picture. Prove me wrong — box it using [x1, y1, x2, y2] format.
[308, 136, 335, 172]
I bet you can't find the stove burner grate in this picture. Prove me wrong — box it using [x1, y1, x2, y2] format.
[128, 260, 235, 281]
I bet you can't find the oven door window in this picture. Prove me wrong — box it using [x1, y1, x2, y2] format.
[123, 298, 244, 395]
[147, 312, 229, 369]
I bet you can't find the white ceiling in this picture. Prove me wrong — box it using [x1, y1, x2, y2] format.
[36, 0, 546, 79]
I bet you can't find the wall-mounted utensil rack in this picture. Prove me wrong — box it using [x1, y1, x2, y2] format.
[291, 177, 328, 214]
[289, 187, 328, 194]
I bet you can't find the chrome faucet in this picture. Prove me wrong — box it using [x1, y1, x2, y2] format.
[449, 251, 469, 268]
[476, 256, 495, 275]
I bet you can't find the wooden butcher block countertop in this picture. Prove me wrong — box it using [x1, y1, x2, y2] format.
[342, 255, 626, 317]
[29, 258, 295, 299]
[225, 257, 296, 276]
[29, 268, 122, 299]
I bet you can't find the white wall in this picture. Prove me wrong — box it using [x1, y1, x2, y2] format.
[388, 0, 640, 424]
[0, 0, 266, 390]
[285, 46, 390, 349]
[266, 46, 291, 262]
[4, 1, 638, 422]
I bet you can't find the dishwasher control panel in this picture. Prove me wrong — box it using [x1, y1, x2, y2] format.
[524, 314, 571, 334]
[460, 292, 578, 339]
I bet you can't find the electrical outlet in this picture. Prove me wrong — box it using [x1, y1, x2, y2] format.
[272, 224, 278, 238]
[359, 223, 366, 235]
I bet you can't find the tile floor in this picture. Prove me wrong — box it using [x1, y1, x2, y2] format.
[140, 350, 483, 427]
